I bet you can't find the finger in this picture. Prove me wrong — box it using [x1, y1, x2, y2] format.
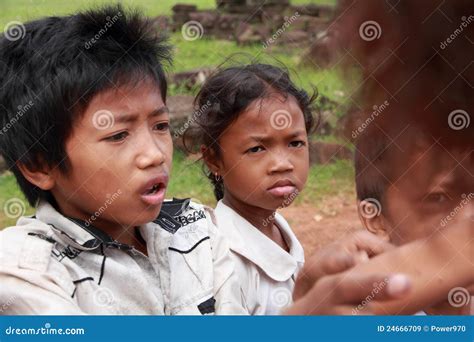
[350, 231, 395, 257]
[353, 250, 370, 263]
[326, 272, 411, 305]
[293, 252, 356, 301]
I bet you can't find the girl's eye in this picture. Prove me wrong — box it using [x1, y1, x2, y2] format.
[154, 122, 170, 132]
[289, 140, 306, 148]
[105, 131, 128, 142]
[425, 192, 449, 204]
[247, 146, 265, 153]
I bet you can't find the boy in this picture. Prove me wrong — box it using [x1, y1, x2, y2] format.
[292, 0, 473, 315]
[0, 5, 409, 315]
[355, 122, 473, 315]
[0, 5, 244, 315]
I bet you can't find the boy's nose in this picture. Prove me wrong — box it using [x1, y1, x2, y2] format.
[135, 133, 166, 170]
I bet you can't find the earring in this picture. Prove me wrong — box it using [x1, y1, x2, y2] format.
[214, 172, 222, 182]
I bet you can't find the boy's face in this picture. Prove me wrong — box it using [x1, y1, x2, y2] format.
[362, 139, 473, 313]
[213, 94, 309, 211]
[49, 80, 173, 231]
[381, 143, 472, 245]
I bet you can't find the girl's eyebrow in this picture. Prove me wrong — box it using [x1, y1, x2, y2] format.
[248, 130, 307, 142]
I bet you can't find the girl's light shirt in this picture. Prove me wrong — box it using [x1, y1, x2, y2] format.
[214, 200, 305, 315]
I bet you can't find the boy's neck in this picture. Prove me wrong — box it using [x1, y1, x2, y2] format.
[50, 199, 148, 255]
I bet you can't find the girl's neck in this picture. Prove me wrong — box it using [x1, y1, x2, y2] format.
[222, 194, 276, 233]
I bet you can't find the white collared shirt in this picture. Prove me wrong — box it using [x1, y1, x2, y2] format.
[214, 200, 305, 315]
[0, 199, 247, 315]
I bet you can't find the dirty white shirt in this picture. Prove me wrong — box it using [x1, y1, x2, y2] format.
[214, 200, 305, 315]
[0, 199, 247, 315]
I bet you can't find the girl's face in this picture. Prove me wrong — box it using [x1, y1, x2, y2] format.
[211, 94, 310, 210]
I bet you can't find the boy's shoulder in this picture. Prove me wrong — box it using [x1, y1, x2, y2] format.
[151, 198, 218, 253]
[0, 215, 59, 273]
[153, 198, 217, 233]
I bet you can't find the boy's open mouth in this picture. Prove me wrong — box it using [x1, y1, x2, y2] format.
[140, 175, 168, 206]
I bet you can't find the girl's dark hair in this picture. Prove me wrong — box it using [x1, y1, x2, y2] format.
[187, 63, 318, 200]
[0, 5, 171, 206]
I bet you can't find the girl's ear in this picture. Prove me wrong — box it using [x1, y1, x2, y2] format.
[357, 199, 390, 241]
[201, 145, 223, 175]
[17, 162, 55, 191]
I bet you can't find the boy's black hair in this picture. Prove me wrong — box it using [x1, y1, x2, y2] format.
[0, 5, 172, 206]
[187, 63, 318, 201]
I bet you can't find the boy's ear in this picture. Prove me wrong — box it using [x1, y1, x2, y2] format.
[357, 200, 390, 241]
[17, 162, 55, 191]
[200, 145, 222, 175]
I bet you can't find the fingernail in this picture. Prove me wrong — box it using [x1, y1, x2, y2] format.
[387, 274, 411, 296]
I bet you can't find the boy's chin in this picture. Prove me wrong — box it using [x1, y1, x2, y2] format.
[132, 203, 163, 225]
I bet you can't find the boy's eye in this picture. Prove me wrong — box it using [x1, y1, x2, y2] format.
[154, 122, 170, 132]
[289, 140, 306, 148]
[105, 131, 128, 142]
[247, 146, 265, 154]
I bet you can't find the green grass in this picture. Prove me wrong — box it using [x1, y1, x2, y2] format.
[0, 150, 354, 228]
[0, 0, 336, 28]
[0, 0, 348, 106]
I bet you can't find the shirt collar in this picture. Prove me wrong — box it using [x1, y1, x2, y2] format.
[36, 200, 135, 251]
[215, 200, 304, 282]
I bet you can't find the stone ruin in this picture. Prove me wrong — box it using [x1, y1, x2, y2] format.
[169, 0, 335, 50]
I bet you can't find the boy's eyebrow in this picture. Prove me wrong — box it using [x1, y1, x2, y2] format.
[115, 106, 169, 124]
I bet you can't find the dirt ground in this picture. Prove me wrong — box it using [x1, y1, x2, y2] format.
[280, 195, 363, 259]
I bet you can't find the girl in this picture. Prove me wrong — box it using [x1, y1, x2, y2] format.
[189, 63, 317, 314]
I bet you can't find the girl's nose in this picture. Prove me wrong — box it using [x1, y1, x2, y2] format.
[269, 152, 294, 174]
